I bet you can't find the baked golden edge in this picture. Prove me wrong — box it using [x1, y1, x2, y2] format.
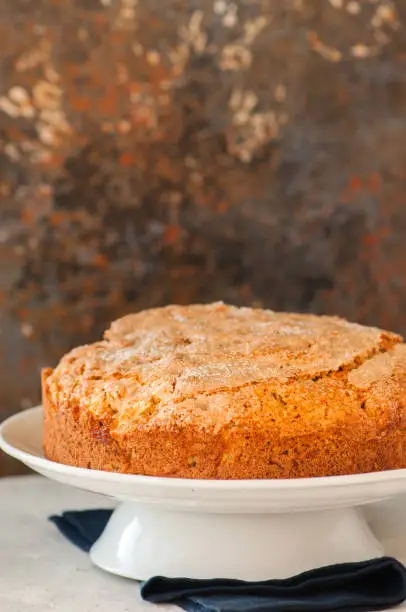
[42, 367, 406, 479]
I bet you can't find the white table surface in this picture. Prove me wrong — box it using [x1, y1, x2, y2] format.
[1, 474, 406, 612]
[0, 475, 176, 612]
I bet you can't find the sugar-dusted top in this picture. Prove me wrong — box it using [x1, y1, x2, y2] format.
[45, 303, 405, 433]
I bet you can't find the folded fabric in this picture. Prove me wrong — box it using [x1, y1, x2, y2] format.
[49, 509, 112, 552]
[49, 509, 406, 612]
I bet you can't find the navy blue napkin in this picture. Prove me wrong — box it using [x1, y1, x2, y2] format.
[49, 509, 406, 612]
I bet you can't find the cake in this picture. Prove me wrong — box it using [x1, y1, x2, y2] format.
[42, 303, 406, 479]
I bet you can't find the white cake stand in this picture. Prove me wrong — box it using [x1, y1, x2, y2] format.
[2, 406, 406, 581]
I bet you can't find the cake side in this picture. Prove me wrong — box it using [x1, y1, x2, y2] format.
[42, 366, 406, 479]
[42, 303, 406, 479]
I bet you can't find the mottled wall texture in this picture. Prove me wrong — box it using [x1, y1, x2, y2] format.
[1, 0, 406, 474]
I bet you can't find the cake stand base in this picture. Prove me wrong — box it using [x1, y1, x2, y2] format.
[89, 502, 384, 580]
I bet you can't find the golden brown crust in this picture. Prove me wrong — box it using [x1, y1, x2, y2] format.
[42, 303, 406, 479]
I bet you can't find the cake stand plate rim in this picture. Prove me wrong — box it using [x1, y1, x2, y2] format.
[2, 405, 406, 513]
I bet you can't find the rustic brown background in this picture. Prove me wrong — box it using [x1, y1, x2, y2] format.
[1, 0, 406, 475]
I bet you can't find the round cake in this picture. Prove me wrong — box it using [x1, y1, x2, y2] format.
[42, 303, 406, 479]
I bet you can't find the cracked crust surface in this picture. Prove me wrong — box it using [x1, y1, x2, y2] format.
[42, 303, 406, 478]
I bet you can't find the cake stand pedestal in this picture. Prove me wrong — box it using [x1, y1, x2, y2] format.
[2, 406, 406, 581]
[90, 504, 382, 580]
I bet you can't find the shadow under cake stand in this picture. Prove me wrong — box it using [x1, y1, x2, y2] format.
[2, 406, 406, 581]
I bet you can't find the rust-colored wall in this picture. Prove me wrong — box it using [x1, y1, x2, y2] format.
[1, 0, 406, 475]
